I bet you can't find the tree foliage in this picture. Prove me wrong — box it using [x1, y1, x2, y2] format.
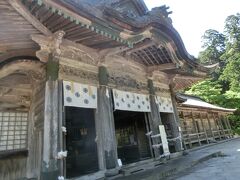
[186, 13, 240, 134]
[198, 29, 225, 65]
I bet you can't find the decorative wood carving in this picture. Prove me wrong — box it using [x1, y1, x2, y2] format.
[32, 31, 100, 67]
[59, 64, 98, 84]
[0, 60, 45, 80]
[61, 47, 97, 66]
[108, 72, 148, 91]
[27, 70, 46, 82]
[18, 95, 31, 106]
[31, 31, 65, 62]
[104, 55, 148, 91]
[15, 69, 45, 83]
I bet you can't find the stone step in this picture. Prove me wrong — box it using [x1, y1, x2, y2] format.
[119, 158, 166, 176]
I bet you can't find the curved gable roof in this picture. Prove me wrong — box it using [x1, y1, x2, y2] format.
[177, 93, 236, 113]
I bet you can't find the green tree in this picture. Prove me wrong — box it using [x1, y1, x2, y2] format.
[220, 13, 240, 91]
[198, 29, 227, 88]
[220, 51, 240, 91]
[224, 13, 240, 49]
[186, 80, 223, 104]
[186, 13, 240, 134]
[198, 29, 225, 65]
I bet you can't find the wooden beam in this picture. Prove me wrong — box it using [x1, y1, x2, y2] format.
[125, 40, 155, 55]
[159, 47, 172, 63]
[0, 86, 31, 96]
[98, 46, 130, 57]
[0, 95, 30, 107]
[174, 74, 203, 80]
[0, 49, 36, 63]
[145, 48, 159, 64]
[139, 49, 155, 65]
[147, 63, 177, 73]
[177, 106, 234, 114]
[150, 46, 165, 64]
[8, 0, 52, 35]
[0, 60, 43, 80]
[132, 52, 148, 65]
[0, 102, 29, 112]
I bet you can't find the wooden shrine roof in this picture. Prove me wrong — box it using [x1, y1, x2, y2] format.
[176, 93, 236, 113]
[0, 0, 218, 111]
[0, 0, 43, 63]
[0, 0, 214, 74]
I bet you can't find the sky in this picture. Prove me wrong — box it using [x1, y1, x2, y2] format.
[144, 0, 240, 57]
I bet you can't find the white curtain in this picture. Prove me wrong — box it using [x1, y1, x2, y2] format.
[63, 81, 97, 109]
[113, 89, 151, 112]
[155, 96, 174, 113]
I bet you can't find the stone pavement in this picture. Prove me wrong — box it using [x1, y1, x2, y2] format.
[112, 137, 240, 180]
[168, 137, 240, 180]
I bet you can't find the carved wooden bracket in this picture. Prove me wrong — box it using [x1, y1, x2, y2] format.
[31, 31, 65, 62]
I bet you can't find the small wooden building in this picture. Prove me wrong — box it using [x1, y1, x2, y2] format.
[177, 93, 234, 149]
[0, 0, 220, 179]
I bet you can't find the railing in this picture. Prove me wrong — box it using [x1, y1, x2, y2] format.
[183, 128, 233, 149]
[183, 132, 208, 148]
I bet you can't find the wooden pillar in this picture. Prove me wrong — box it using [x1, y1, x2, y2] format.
[147, 79, 161, 157]
[189, 111, 196, 146]
[182, 111, 192, 149]
[169, 84, 182, 152]
[96, 66, 118, 171]
[190, 111, 197, 133]
[41, 53, 60, 180]
[212, 113, 221, 140]
[216, 113, 226, 138]
[179, 111, 187, 150]
[206, 113, 214, 139]
[32, 31, 66, 180]
[199, 113, 209, 144]
[225, 116, 233, 137]
[221, 114, 228, 132]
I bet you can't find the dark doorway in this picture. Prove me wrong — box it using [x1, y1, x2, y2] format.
[114, 110, 151, 165]
[65, 107, 99, 178]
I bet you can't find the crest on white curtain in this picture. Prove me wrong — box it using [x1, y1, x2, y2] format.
[113, 89, 151, 112]
[63, 81, 97, 109]
[155, 96, 173, 113]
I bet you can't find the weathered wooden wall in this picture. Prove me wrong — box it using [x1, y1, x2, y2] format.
[178, 109, 233, 150]
[27, 80, 45, 179]
[0, 154, 27, 180]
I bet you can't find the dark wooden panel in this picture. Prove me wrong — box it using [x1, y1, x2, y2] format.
[0, 155, 27, 180]
[27, 81, 45, 178]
